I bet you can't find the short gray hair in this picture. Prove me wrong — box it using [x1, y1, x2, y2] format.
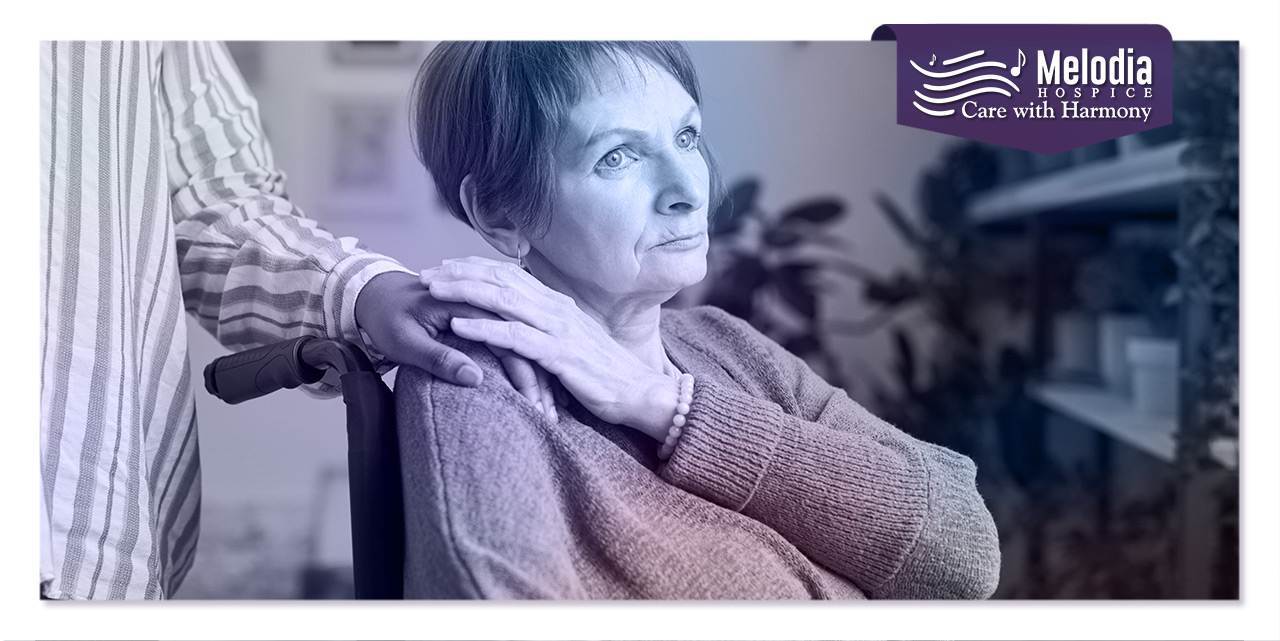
[410, 41, 725, 237]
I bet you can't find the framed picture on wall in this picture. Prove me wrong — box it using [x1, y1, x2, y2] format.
[318, 92, 409, 221]
[328, 41, 425, 67]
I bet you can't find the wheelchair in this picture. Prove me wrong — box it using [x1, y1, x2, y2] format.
[203, 337, 404, 599]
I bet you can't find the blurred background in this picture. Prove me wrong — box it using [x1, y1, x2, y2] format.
[176, 41, 1239, 599]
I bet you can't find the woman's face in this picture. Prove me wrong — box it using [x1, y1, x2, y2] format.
[528, 60, 710, 312]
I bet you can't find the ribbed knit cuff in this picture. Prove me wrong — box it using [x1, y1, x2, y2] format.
[868, 444, 1002, 599]
[659, 379, 787, 511]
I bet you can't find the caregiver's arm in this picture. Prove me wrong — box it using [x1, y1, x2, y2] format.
[658, 308, 1002, 600]
[158, 41, 489, 394]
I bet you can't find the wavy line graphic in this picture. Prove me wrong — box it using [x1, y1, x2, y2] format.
[923, 73, 1020, 93]
[943, 49, 985, 65]
[913, 86, 1013, 105]
[910, 48, 1021, 118]
[912, 102, 955, 117]
[910, 59, 1007, 79]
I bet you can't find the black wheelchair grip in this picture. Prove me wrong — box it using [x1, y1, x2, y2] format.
[203, 336, 325, 404]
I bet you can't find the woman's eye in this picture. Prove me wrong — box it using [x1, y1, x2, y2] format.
[596, 147, 637, 172]
[676, 127, 701, 150]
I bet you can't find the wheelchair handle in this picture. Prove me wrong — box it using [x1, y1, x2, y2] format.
[203, 336, 325, 404]
[204, 336, 379, 405]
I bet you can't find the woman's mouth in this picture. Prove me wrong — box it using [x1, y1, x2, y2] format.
[654, 232, 706, 251]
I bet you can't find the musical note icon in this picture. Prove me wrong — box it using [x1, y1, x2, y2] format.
[1010, 48, 1026, 77]
[929, 53, 937, 67]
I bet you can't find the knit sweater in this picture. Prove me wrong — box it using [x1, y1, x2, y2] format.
[395, 305, 1001, 599]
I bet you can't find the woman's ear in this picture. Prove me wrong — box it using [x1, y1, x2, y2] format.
[459, 174, 526, 260]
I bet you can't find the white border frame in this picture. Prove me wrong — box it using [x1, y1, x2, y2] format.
[4, 2, 1276, 639]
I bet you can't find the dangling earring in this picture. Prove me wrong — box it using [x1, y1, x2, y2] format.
[517, 244, 529, 271]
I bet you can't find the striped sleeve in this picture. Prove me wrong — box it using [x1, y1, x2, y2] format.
[159, 41, 412, 392]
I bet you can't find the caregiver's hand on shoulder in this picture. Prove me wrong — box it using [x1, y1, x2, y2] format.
[420, 256, 679, 441]
[355, 270, 559, 421]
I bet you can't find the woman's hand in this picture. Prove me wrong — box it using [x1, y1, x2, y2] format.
[420, 256, 678, 440]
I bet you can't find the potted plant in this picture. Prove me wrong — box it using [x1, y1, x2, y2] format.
[686, 177, 856, 388]
[1128, 334, 1179, 417]
[1049, 305, 1100, 381]
[1075, 239, 1176, 395]
[1172, 39, 1239, 464]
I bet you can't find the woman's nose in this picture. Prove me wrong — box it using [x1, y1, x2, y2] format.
[656, 155, 707, 217]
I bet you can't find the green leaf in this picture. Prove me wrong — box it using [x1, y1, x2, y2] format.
[892, 327, 917, 394]
[703, 252, 768, 319]
[873, 191, 927, 250]
[710, 178, 760, 237]
[779, 198, 845, 227]
[762, 226, 804, 247]
[771, 264, 818, 318]
[862, 273, 921, 307]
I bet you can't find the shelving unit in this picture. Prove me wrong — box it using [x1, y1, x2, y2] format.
[1030, 382, 1175, 460]
[970, 141, 1209, 224]
[967, 134, 1235, 598]
[966, 141, 1190, 468]
[967, 140, 1231, 471]
[1031, 382, 1234, 469]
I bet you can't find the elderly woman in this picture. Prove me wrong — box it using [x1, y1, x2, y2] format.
[397, 41, 1001, 600]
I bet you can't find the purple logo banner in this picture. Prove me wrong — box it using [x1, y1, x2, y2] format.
[872, 24, 1173, 153]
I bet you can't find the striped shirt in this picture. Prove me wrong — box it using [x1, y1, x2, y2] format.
[39, 41, 410, 599]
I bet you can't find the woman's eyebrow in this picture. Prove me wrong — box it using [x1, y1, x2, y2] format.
[583, 127, 648, 149]
[581, 105, 701, 150]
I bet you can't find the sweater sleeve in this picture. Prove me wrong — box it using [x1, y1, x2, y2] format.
[658, 308, 1001, 599]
